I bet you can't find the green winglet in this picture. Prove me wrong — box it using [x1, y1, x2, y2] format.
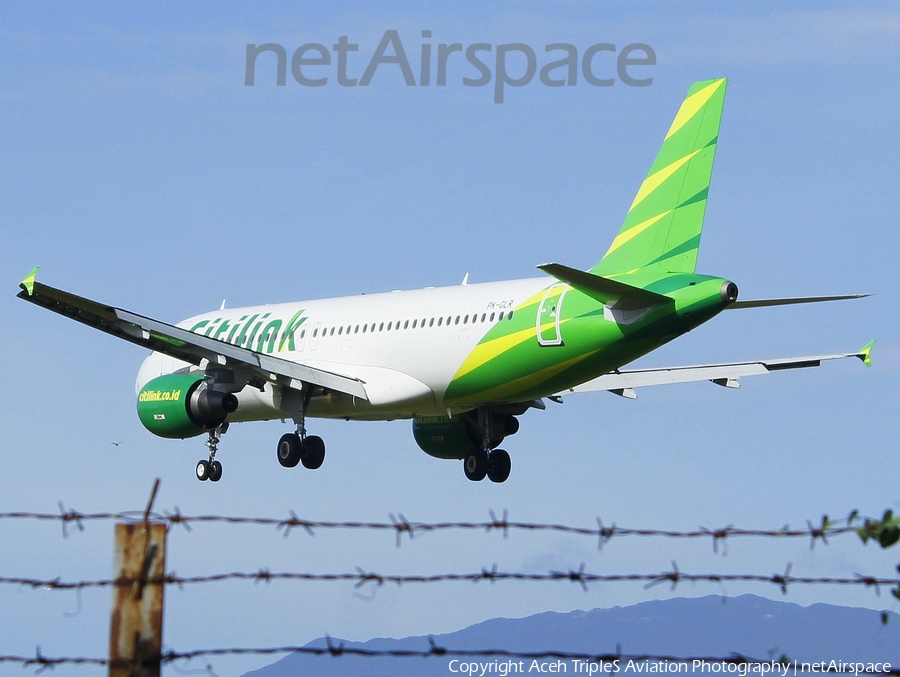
[19, 266, 39, 296]
[858, 339, 876, 367]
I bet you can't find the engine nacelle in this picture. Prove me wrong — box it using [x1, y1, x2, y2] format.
[412, 412, 519, 460]
[412, 415, 478, 459]
[137, 374, 238, 439]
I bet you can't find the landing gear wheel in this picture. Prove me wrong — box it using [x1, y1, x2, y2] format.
[301, 435, 326, 470]
[196, 459, 211, 481]
[277, 433, 302, 468]
[209, 460, 223, 482]
[487, 449, 511, 483]
[463, 451, 488, 482]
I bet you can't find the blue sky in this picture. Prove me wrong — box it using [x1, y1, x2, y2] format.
[1, 3, 899, 676]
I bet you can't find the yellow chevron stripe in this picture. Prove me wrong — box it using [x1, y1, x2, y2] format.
[453, 315, 572, 381]
[453, 326, 537, 380]
[628, 149, 701, 211]
[603, 210, 672, 257]
[451, 288, 549, 380]
[664, 78, 725, 140]
[450, 351, 597, 404]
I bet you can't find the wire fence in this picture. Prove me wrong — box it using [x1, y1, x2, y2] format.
[0, 506, 864, 551]
[2, 488, 898, 675]
[2, 566, 899, 594]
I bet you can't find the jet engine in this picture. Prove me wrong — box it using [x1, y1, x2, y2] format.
[412, 411, 518, 459]
[137, 373, 238, 439]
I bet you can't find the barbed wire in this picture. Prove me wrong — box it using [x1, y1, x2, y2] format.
[3, 494, 896, 675]
[3, 563, 898, 595]
[3, 643, 899, 675]
[0, 507, 862, 551]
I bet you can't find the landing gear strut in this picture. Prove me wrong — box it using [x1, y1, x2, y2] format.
[196, 423, 227, 482]
[277, 386, 326, 472]
[462, 407, 513, 483]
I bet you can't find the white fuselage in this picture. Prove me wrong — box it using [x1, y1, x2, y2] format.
[136, 277, 551, 422]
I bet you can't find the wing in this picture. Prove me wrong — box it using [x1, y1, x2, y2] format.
[555, 342, 874, 399]
[17, 267, 368, 400]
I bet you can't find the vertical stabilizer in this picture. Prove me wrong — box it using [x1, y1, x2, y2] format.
[592, 78, 727, 276]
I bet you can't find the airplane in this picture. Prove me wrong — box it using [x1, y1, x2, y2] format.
[17, 78, 873, 485]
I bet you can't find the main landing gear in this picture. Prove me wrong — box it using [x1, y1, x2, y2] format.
[277, 386, 326, 472]
[462, 407, 516, 484]
[196, 422, 227, 482]
[463, 448, 511, 483]
[277, 432, 326, 469]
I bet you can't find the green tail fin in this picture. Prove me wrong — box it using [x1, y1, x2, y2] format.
[592, 78, 727, 276]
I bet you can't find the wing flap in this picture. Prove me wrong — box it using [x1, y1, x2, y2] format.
[18, 271, 368, 400]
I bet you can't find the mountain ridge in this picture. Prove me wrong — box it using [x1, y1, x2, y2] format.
[242, 594, 900, 677]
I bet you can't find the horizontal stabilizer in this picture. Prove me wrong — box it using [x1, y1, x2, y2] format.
[537, 263, 671, 308]
[729, 294, 869, 309]
[555, 344, 873, 396]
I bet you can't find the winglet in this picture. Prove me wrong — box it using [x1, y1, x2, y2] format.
[19, 266, 39, 296]
[857, 339, 875, 368]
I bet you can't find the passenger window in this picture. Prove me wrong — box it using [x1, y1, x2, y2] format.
[490, 312, 495, 322]
[412, 319, 417, 329]
[379, 322, 384, 331]
[387, 322, 392, 330]
[508, 311, 514, 320]
[437, 317, 443, 327]
[429, 318, 434, 327]
[454, 316, 460, 325]
[313, 328, 319, 337]
[404, 320, 409, 329]
[338, 326, 343, 335]
[354, 325, 359, 334]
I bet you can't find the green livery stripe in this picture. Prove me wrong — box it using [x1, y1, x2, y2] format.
[592, 78, 727, 277]
[454, 324, 540, 380]
[459, 350, 597, 403]
[445, 287, 625, 405]
[451, 288, 549, 381]
[627, 149, 702, 212]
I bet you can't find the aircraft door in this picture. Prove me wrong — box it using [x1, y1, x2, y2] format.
[536, 284, 568, 347]
[309, 322, 322, 351]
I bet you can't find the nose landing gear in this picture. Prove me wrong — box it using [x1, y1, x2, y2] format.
[196, 423, 227, 482]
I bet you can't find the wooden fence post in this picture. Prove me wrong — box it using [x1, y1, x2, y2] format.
[109, 481, 166, 677]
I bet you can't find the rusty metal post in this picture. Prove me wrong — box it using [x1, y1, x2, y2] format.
[109, 481, 166, 677]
